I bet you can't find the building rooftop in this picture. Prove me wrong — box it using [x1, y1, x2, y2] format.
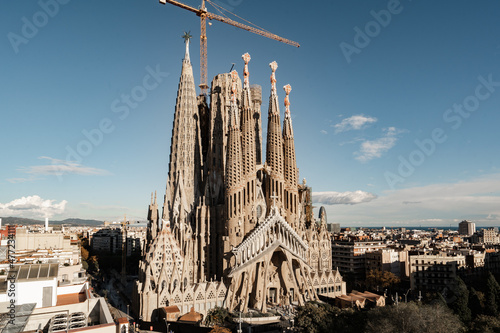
[177, 307, 203, 323]
[56, 292, 87, 306]
[9, 263, 58, 282]
[0, 303, 36, 333]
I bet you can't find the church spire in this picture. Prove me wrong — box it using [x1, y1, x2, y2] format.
[225, 70, 244, 248]
[270, 61, 278, 95]
[241, 53, 255, 178]
[229, 70, 240, 129]
[265, 61, 284, 213]
[283, 84, 294, 138]
[242, 53, 251, 90]
[165, 33, 199, 224]
[240, 53, 256, 235]
[282, 84, 299, 228]
[182, 31, 192, 62]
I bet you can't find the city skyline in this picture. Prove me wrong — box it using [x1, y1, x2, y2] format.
[1, 1, 500, 227]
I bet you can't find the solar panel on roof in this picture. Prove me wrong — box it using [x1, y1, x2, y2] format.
[17, 266, 29, 280]
[49, 264, 58, 277]
[28, 265, 39, 279]
[39, 265, 49, 278]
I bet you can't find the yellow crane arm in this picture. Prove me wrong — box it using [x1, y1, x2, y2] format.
[206, 12, 300, 48]
[158, 0, 300, 94]
[159, 0, 201, 15]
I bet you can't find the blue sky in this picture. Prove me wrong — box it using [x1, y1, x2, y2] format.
[1, 0, 500, 227]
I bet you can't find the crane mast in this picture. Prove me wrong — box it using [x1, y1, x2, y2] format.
[200, 0, 208, 92]
[159, 0, 299, 94]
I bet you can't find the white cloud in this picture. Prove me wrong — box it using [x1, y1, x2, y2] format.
[313, 191, 378, 205]
[6, 176, 38, 183]
[0, 195, 67, 218]
[18, 156, 110, 176]
[317, 173, 500, 226]
[320, 130, 328, 135]
[333, 114, 377, 133]
[354, 127, 404, 162]
[422, 219, 443, 222]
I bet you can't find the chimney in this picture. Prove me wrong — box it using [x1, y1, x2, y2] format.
[45, 217, 49, 232]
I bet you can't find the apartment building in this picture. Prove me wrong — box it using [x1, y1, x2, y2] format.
[331, 239, 386, 280]
[409, 254, 466, 291]
[365, 248, 409, 279]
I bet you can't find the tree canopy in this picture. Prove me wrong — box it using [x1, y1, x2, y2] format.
[366, 269, 400, 290]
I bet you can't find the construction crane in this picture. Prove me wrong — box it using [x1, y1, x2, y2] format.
[120, 215, 129, 286]
[159, 0, 300, 94]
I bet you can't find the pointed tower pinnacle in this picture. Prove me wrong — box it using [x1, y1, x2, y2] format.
[240, 53, 256, 235]
[282, 84, 299, 228]
[283, 84, 294, 138]
[265, 61, 284, 213]
[165, 32, 199, 224]
[229, 70, 239, 128]
[182, 31, 192, 62]
[225, 70, 244, 248]
[242, 53, 251, 90]
[240, 53, 256, 178]
[270, 61, 278, 95]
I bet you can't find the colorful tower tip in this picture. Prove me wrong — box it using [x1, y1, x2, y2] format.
[231, 69, 239, 82]
[182, 31, 192, 61]
[181, 31, 192, 42]
[230, 70, 238, 104]
[283, 84, 291, 114]
[242, 53, 251, 89]
[269, 61, 278, 92]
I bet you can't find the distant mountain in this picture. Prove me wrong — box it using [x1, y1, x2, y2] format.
[59, 218, 104, 226]
[1, 217, 41, 225]
[0, 217, 104, 226]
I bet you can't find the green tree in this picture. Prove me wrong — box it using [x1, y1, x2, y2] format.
[468, 287, 484, 319]
[204, 306, 229, 327]
[365, 302, 463, 333]
[325, 307, 366, 333]
[295, 302, 366, 333]
[470, 314, 500, 333]
[450, 277, 471, 324]
[81, 247, 89, 261]
[486, 272, 500, 316]
[208, 325, 231, 333]
[295, 302, 328, 333]
[366, 270, 400, 291]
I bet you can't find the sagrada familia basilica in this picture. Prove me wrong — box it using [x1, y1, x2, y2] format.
[132, 36, 346, 321]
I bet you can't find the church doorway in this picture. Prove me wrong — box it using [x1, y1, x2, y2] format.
[269, 288, 277, 304]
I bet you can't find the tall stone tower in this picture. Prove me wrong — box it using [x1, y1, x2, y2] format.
[282, 84, 299, 228]
[265, 61, 285, 214]
[164, 33, 202, 240]
[225, 70, 244, 250]
[133, 40, 346, 321]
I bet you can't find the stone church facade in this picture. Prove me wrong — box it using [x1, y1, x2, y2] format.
[132, 38, 346, 321]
